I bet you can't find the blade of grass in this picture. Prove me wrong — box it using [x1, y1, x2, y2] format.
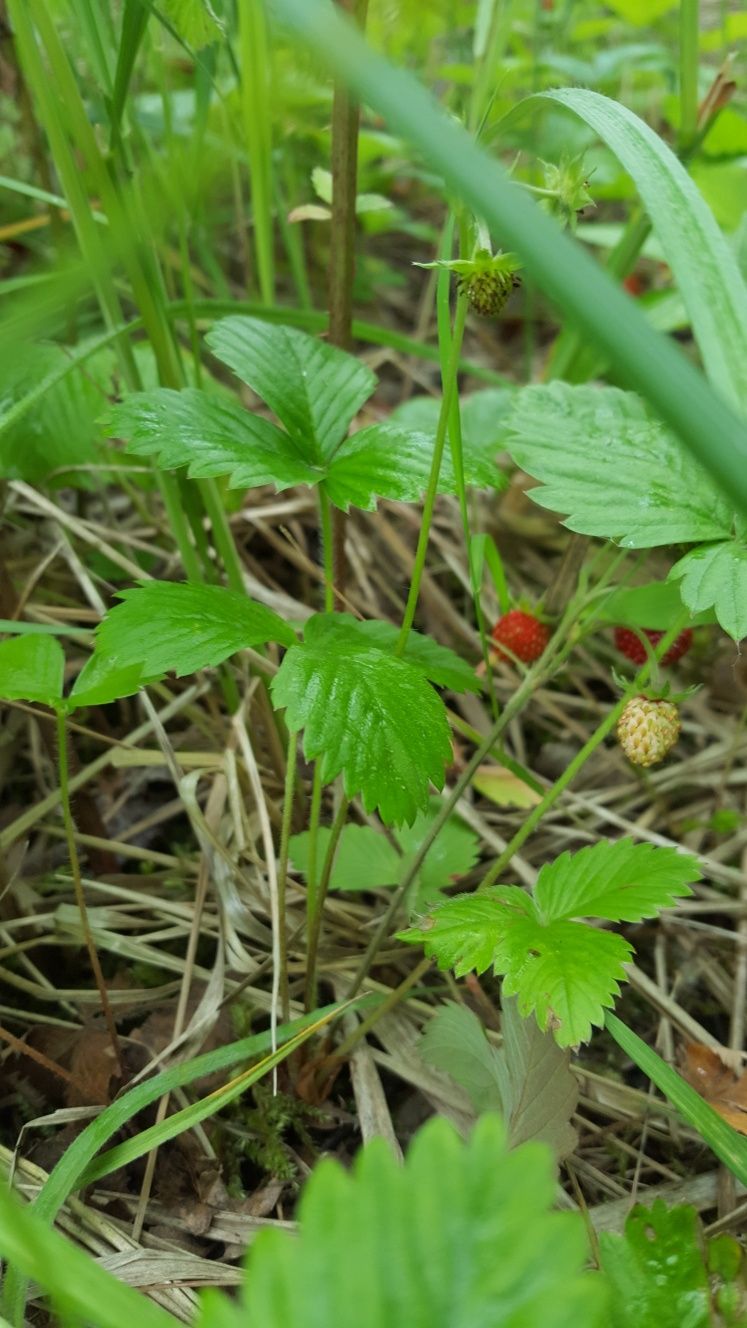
[606, 1012, 747, 1188]
[79, 1003, 346, 1185]
[265, 0, 747, 515]
[0, 1185, 178, 1328]
[238, 0, 276, 303]
[1, 1004, 348, 1322]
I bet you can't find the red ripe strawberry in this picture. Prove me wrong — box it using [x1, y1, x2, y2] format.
[614, 626, 693, 668]
[491, 610, 550, 664]
[623, 273, 644, 297]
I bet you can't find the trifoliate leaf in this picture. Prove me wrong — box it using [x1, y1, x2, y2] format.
[0, 634, 64, 705]
[106, 389, 320, 492]
[598, 1199, 746, 1328]
[203, 1116, 606, 1328]
[94, 581, 296, 679]
[205, 317, 375, 461]
[669, 540, 747, 640]
[271, 624, 451, 825]
[403, 839, 696, 1044]
[303, 613, 478, 692]
[505, 383, 733, 547]
[533, 839, 699, 924]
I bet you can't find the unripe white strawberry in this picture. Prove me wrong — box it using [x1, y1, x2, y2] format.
[617, 695, 681, 767]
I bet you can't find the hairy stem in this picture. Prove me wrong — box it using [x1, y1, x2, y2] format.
[328, 0, 369, 607]
[305, 796, 350, 1011]
[56, 710, 122, 1074]
[277, 737, 298, 1023]
[396, 290, 469, 651]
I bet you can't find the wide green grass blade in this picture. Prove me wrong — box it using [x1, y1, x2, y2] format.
[0, 1184, 177, 1328]
[264, 0, 747, 516]
[79, 1005, 339, 1185]
[0, 1005, 345, 1323]
[606, 1013, 747, 1187]
[528, 88, 747, 413]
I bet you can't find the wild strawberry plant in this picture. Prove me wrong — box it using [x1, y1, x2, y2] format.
[3, 0, 747, 1322]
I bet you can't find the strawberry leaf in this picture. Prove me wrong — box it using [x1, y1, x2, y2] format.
[271, 618, 451, 825]
[402, 838, 695, 1045]
[322, 422, 496, 511]
[93, 581, 296, 679]
[208, 1115, 605, 1328]
[404, 888, 631, 1046]
[499, 917, 632, 1047]
[0, 634, 64, 705]
[290, 799, 478, 906]
[107, 389, 320, 492]
[669, 540, 747, 641]
[596, 580, 716, 628]
[533, 839, 699, 924]
[205, 316, 376, 461]
[505, 383, 733, 547]
[391, 386, 513, 488]
[598, 1200, 735, 1328]
[302, 613, 478, 692]
[419, 998, 578, 1159]
[290, 825, 401, 891]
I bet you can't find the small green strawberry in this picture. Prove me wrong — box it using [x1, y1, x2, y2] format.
[617, 695, 681, 767]
[415, 248, 522, 319]
[459, 253, 522, 317]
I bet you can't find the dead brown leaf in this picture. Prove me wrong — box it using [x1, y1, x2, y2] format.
[680, 1042, 747, 1134]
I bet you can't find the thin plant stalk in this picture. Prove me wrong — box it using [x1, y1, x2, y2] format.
[55, 711, 122, 1075]
[679, 0, 700, 151]
[238, 0, 275, 304]
[479, 615, 691, 888]
[277, 737, 299, 1022]
[318, 487, 336, 613]
[396, 290, 469, 651]
[328, 0, 369, 606]
[305, 797, 350, 1011]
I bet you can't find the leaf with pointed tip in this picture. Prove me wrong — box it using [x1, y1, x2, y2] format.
[669, 541, 747, 641]
[271, 619, 451, 825]
[598, 1200, 731, 1328]
[302, 613, 478, 693]
[203, 1115, 605, 1328]
[94, 581, 296, 680]
[534, 839, 698, 924]
[0, 634, 64, 705]
[324, 420, 504, 511]
[404, 889, 632, 1046]
[290, 799, 478, 906]
[67, 654, 150, 710]
[596, 580, 716, 628]
[419, 999, 578, 1159]
[505, 383, 733, 547]
[106, 389, 320, 492]
[391, 386, 513, 487]
[205, 316, 376, 461]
